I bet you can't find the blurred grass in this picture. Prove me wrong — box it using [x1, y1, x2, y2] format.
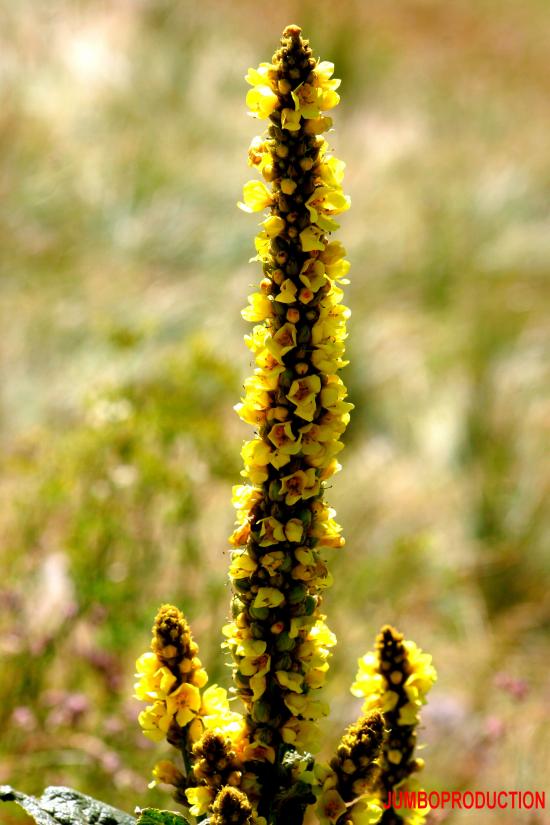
[1, 1, 549, 823]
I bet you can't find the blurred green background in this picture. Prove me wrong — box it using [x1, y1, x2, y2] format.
[1, 1, 549, 823]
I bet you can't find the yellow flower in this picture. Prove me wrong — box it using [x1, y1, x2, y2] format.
[320, 376, 350, 412]
[234, 400, 267, 428]
[294, 548, 326, 582]
[238, 180, 273, 213]
[235, 637, 267, 658]
[241, 292, 273, 322]
[312, 341, 348, 373]
[317, 789, 347, 824]
[287, 375, 321, 421]
[267, 421, 301, 453]
[388, 778, 430, 825]
[241, 738, 276, 764]
[240, 439, 271, 483]
[289, 615, 316, 639]
[300, 257, 326, 292]
[281, 717, 321, 752]
[284, 693, 329, 720]
[305, 666, 329, 689]
[304, 115, 333, 134]
[266, 322, 297, 361]
[309, 618, 337, 650]
[253, 587, 285, 608]
[289, 63, 341, 121]
[185, 785, 216, 817]
[351, 653, 385, 702]
[300, 225, 326, 252]
[404, 640, 437, 697]
[133, 652, 163, 701]
[247, 136, 269, 168]
[262, 214, 285, 237]
[281, 107, 302, 131]
[306, 185, 351, 232]
[241, 650, 271, 701]
[285, 517, 304, 543]
[232, 483, 262, 514]
[246, 84, 279, 118]
[135, 651, 159, 678]
[290, 74, 339, 121]
[258, 517, 286, 546]
[138, 701, 171, 741]
[165, 681, 202, 727]
[229, 552, 257, 578]
[200, 684, 231, 717]
[320, 240, 350, 280]
[252, 230, 271, 261]
[255, 552, 281, 577]
[274, 278, 298, 304]
[290, 82, 319, 118]
[319, 156, 346, 188]
[245, 62, 277, 88]
[280, 468, 320, 505]
[276, 670, 304, 693]
[196, 683, 245, 742]
[149, 760, 184, 788]
[348, 797, 384, 825]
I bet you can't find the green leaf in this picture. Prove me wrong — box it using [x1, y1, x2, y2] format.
[136, 810, 190, 825]
[0, 785, 136, 825]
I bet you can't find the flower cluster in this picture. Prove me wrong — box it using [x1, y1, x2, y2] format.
[226, 24, 351, 769]
[132, 25, 437, 825]
[351, 627, 437, 825]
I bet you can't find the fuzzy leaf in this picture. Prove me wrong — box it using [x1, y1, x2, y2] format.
[136, 810, 190, 825]
[0, 785, 136, 825]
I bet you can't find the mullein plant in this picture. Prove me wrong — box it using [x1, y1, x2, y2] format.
[133, 25, 437, 825]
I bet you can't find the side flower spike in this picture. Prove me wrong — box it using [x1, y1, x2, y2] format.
[211, 786, 264, 825]
[134, 604, 208, 747]
[316, 711, 385, 825]
[184, 729, 244, 816]
[351, 626, 437, 825]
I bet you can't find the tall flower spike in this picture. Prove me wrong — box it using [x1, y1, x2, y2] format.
[228, 24, 351, 779]
[351, 626, 437, 825]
